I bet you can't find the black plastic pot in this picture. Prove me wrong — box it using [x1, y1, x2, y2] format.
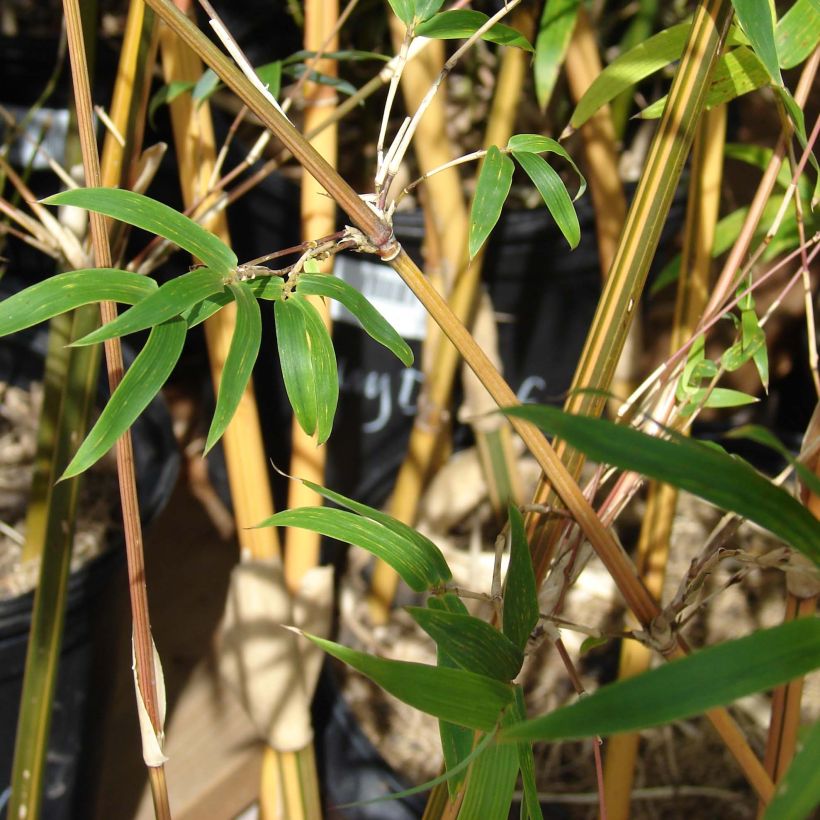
[0, 327, 179, 820]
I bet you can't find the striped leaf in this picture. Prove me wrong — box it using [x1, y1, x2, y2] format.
[73, 267, 226, 345]
[502, 505, 539, 652]
[0, 269, 157, 337]
[43, 188, 237, 276]
[504, 404, 820, 565]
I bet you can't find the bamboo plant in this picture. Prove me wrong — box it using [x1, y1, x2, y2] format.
[2, 1, 819, 818]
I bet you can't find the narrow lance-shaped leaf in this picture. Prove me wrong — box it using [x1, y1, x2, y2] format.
[533, 0, 581, 109]
[428, 595, 473, 797]
[204, 283, 261, 453]
[275, 295, 317, 438]
[62, 317, 188, 479]
[43, 188, 237, 276]
[192, 68, 221, 104]
[512, 150, 580, 249]
[469, 145, 514, 258]
[503, 405, 820, 565]
[413, 0, 446, 23]
[298, 478, 452, 584]
[638, 47, 769, 119]
[763, 721, 820, 820]
[503, 504, 539, 652]
[500, 618, 820, 742]
[457, 704, 520, 819]
[506, 134, 587, 199]
[386, 0, 414, 25]
[775, 0, 820, 70]
[257, 507, 447, 592]
[72, 267, 227, 346]
[731, 0, 782, 85]
[514, 688, 544, 820]
[0, 269, 157, 337]
[407, 606, 524, 681]
[302, 633, 514, 732]
[298, 272, 413, 366]
[415, 10, 535, 51]
[297, 294, 338, 444]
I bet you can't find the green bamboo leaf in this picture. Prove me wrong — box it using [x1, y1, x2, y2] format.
[514, 687, 544, 820]
[406, 606, 524, 681]
[72, 267, 226, 346]
[506, 134, 587, 199]
[639, 47, 769, 119]
[469, 146, 514, 258]
[458, 704, 519, 818]
[283, 49, 391, 64]
[763, 721, 820, 820]
[684, 386, 759, 412]
[415, 10, 534, 51]
[726, 424, 820, 498]
[283, 64, 359, 97]
[247, 277, 285, 301]
[62, 317, 187, 479]
[183, 291, 234, 328]
[255, 61, 282, 99]
[428, 595, 473, 797]
[413, 0, 446, 23]
[500, 618, 820, 742]
[512, 150, 580, 249]
[298, 272, 413, 366]
[299, 479, 453, 584]
[204, 283, 261, 453]
[731, 0, 782, 85]
[274, 296, 317, 438]
[533, 0, 581, 109]
[298, 295, 338, 444]
[503, 405, 820, 564]
[148, 80, 194, 125]
[503, 505, 539, 653]
[257, 507, 447, 591]
[776, 0, 820, 69]
[0, 269, 157, 337]
[43, 188, 237, 276]
[192, 68, 221, 104]
[387, 0, 414, 25]
[570, 22, 691, 129]
[303, 633, 514, 731]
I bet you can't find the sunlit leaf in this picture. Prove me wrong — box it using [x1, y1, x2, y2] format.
[298, 272, 413, 366]
[776, 0, 820, 69]
[763, 721, 820, 820]
[257, 504, 450, 592]
[503, 505, 539, 652]
[204, 283, 261, 453]
[302, 633, 514, 731]
[731, 0, 782, 85]
[512, 150, 579, 248]
[298, 479, 453, 584]
[386, 0, 414, 25]
[681, 386, 759, 414]
[534, 0, 581, 109]
[469, 146, 514, 258]
[500, 619, 820, 742]
[506, 134, 587, 199]
[415, 10, 534, 51]
[639, 47, 769, 119]
[413, 0, 446, 23]
[72, 267, 226, 346]
[0, 269, 157, 337]
[503, 405, 820, 565]
[275, 295, 317, 438]
[62, 317, 187, 479]
[407, 606, 524, 681]
[43, 188, 237, 276]
[255, 61, 282, 99]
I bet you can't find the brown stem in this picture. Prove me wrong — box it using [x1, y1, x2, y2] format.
[62, 2, 171, 817]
